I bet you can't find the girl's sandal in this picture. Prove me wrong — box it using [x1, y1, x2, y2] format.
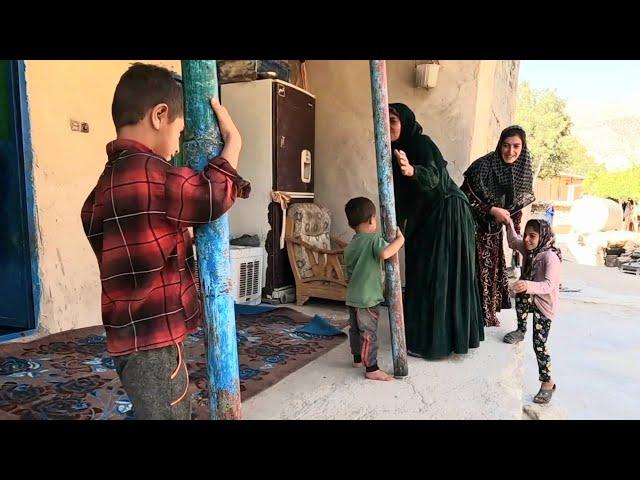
[503, 329, 525, 344]
[533, 384, 556, 404]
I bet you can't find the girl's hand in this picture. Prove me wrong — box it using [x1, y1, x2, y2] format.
[512, 280, 528, 294]
[490, 206, 511, 225]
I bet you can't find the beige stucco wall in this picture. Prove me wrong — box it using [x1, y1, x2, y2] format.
[24, 60, 180, 335]
[306, 60, 519, 242]
[22, 59, 518, 336]
[471, 60, 520, 160]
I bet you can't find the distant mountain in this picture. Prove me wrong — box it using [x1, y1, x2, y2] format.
[569, 100, 640, 172]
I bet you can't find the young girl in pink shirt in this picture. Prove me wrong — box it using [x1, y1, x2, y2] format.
[504, 218, 562, 404]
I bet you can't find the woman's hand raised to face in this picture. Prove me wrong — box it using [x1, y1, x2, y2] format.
[394, 149, 415, 177]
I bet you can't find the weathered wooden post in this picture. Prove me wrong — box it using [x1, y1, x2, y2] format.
[369, 60, 408, 377]
[181, 60, 241, 419]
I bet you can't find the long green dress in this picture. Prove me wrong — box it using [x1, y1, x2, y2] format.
[390, 103, 484, 360]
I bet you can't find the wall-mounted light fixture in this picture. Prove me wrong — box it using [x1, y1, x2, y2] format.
[416, 60, 440, 89]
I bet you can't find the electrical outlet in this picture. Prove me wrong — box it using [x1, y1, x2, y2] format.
[70, 119, 90, 133]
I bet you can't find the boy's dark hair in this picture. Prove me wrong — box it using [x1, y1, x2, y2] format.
[112, 63, 184, 130]
[345, 197, 376, 228]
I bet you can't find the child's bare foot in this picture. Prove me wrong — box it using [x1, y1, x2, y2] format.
[365, 370, 393, 381]
[352, 362, 363, 368]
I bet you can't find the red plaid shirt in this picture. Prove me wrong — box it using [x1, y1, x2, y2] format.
[81, 139, 250, 356]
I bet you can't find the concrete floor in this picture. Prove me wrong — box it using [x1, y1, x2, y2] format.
[244, 237, 639, 420]
[522, 251, 640, 420]
[243, 301, 525, 420]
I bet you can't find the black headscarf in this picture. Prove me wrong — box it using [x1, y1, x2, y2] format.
[463, 125, 534, 212]
[521, 219, 562, 281]
[389, 103, 447, 168]
[388, 103, 448, 230]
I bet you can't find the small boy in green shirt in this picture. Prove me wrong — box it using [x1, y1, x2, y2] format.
[344, 197, 404, 381]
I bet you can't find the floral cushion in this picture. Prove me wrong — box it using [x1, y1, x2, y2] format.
[287, 203, 335, 281]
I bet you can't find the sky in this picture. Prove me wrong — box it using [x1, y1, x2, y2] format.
[518, 60, 640, 170]
[518, 60, 640, 116]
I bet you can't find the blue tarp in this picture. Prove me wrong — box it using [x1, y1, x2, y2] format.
[234, 303, 277, 316]
[234, 303, 344, 336]
[294, 314, 345, 337]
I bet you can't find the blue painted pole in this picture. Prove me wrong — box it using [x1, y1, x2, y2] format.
[369, 60, 408, 377]
[180, 60, 241, 419]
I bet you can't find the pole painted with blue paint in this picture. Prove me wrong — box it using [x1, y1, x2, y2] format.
[181, 61, 241, 419]
[369, 60, 408, 377]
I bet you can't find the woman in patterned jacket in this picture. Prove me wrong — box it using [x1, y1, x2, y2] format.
[461, 126, 535, 327]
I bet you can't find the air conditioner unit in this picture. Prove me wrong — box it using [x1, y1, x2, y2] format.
[230, 246, 263, 305]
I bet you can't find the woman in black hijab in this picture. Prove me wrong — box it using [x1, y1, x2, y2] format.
[389, 103, 484, 360]
[461, 126, 535, 327]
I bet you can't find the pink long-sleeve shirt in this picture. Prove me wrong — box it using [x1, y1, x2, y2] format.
[506, 224, 561, 319]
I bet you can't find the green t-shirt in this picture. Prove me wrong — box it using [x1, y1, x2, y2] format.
[345, 232, 388, 308]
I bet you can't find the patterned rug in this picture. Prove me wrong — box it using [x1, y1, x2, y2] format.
[0, 308, 347, 420]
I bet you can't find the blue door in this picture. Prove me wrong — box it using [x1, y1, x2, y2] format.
[0, 60, 36, 333]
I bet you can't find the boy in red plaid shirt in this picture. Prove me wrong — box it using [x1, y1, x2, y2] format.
[81, 63, 250, 419]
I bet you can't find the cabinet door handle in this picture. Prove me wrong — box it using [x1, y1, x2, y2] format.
[301, 149, 312, 183]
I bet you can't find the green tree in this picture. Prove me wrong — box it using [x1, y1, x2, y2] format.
[558, 135, 604, 177]
[583, 166, 640, 200]
[515, 82, 599, 181]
